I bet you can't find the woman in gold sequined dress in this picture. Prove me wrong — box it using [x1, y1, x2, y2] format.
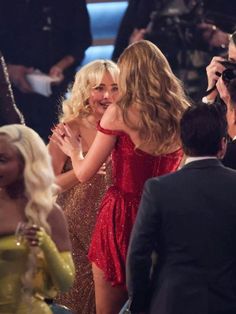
[48, 60, 119, 314]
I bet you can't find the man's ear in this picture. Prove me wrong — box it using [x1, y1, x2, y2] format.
[233, 106, 236, 124]
[230, 106, 236, 137]
[217, 137, 228, 159]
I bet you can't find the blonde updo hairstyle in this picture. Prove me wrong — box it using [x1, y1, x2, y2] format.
[60, 59, 119, 123]
[117, 40, 190, 155]
[0, 124, 58, 298]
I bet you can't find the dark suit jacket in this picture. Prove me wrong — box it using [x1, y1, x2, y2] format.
[127, 159, 236, 314]
[222, 140, 236, 170]
[112, 0, 156, 61]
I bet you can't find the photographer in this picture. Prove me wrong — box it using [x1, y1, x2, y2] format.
[203, 31, 236, 104]
[215, 62, 236, 169]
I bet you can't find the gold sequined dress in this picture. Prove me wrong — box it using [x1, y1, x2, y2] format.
[56, 158, 111, 314]
[0, 235, 57, 314]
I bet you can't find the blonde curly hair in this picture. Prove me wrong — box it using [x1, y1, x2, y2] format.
[117, 40, 191, 155]
[60, 59, 119, 123]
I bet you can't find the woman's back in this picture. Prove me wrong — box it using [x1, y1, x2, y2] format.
[88, 119, 183, 286]
[99, 120, 183, 195]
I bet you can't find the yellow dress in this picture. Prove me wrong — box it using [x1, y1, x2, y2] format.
[0, 235, 57, 314]
[56, 158, 111, 314]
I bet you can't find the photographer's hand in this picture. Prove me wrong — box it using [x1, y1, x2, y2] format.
[206, 56, 226, 101]
[216, 76, 231, 106]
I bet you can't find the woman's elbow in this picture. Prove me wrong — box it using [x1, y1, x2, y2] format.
[57, 263, 75, 292]
[75, 169, 91, 183]
[59, 271, 75, 292]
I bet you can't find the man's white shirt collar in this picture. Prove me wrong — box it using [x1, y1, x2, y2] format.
[185, 156, 217, 165]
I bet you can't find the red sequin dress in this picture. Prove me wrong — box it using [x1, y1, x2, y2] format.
[88, 122, 183, 287]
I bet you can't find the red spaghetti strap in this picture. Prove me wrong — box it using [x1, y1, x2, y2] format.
[97, 121, 124, 136]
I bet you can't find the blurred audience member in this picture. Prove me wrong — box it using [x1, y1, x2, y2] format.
[0, 51, 24, 126]
[0, 0, 91, 142]
[113, 0, 235, 101]
[112, 0, 156, 61]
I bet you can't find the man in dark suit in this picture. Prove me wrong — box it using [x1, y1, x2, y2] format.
[126, 103, 236, 314]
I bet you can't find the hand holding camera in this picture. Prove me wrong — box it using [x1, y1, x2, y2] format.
[205, 57, 236, 102]
[206, 56, 226, 90]
[216, 76, 231, 106]
[219, 60, 236, 84]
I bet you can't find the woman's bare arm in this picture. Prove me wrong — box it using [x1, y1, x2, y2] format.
[52, 105, 119, 183]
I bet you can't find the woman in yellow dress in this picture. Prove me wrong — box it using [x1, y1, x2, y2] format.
[48, 59, 119, 314]
[0, 124, 75, 314]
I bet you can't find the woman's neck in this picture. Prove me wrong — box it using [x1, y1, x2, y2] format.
[1, 180, 26, 200]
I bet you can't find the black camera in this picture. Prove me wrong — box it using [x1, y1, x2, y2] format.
[220, 61, 236, 84]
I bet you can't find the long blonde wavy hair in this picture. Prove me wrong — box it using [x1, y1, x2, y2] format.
[0, 124, 58, 300]
[117, 40, 191, 155]
[60, 59, 119, 123]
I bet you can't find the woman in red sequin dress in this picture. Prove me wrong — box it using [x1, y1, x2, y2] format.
[52, 40, 191, 314]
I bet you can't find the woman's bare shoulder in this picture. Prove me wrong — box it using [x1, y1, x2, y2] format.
[100, 104, 123, 130]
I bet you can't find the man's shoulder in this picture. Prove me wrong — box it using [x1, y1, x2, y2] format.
[145, 169, 182, 188]
[146, 159, 236, 188]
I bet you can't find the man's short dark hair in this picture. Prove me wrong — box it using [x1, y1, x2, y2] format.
[180, 103, 227, 156]
[227, 78, 236, 104]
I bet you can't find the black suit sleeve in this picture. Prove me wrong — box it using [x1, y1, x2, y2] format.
[112, 0, 137, 61]
[62, 0, 92, 64]
[126, 178, 162, 312]
[112, 0, 156, 61]
[66, 0, 92, 65]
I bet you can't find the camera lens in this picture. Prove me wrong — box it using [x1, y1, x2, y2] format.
[222, 69, 236, 83]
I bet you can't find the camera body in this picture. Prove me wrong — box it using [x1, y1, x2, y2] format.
[220, 61, 236, 84]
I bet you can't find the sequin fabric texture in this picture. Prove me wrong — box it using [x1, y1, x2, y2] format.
[88, 122, 183, 287]
[56, 158, 111, 314]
